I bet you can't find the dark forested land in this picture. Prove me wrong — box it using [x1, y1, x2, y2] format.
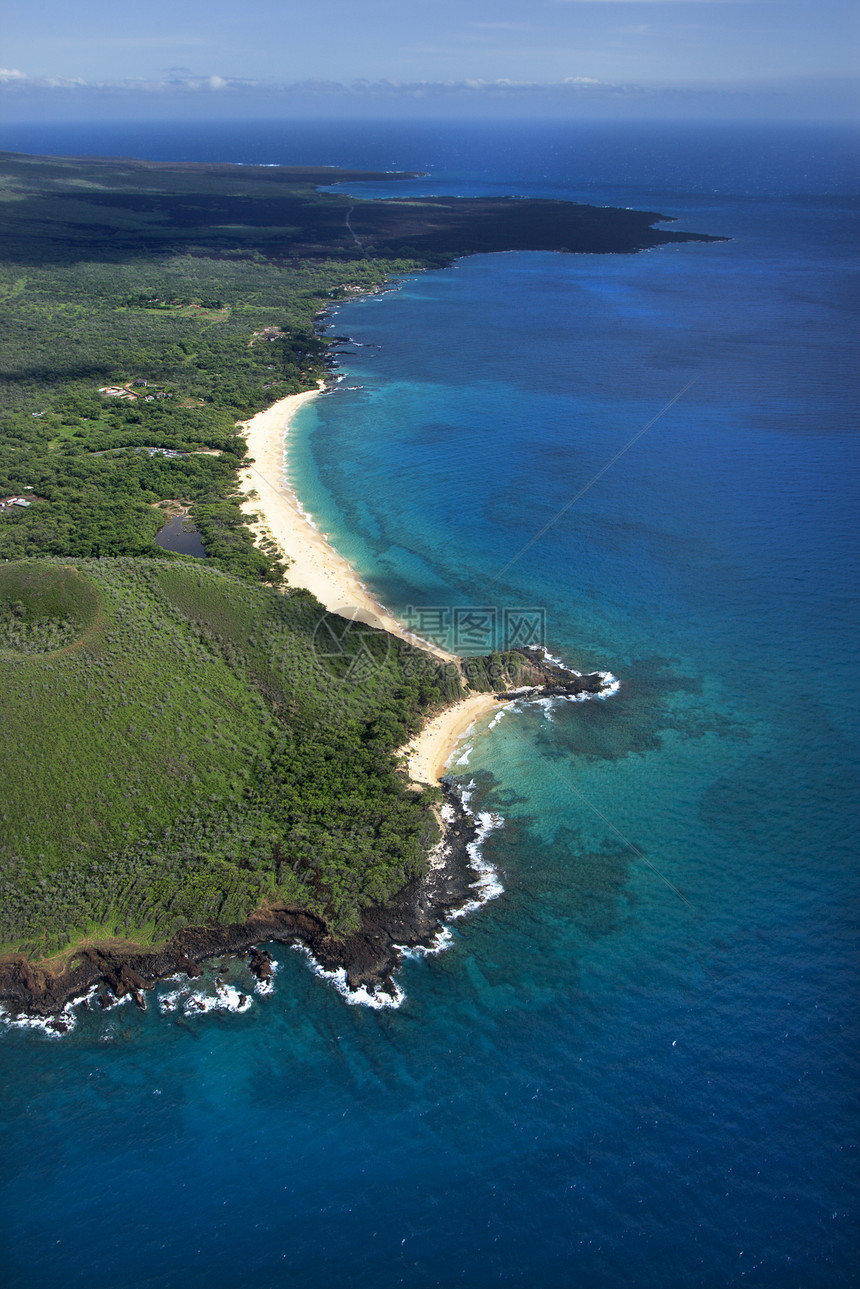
[0, 150, 719, 266]
[0, 152, 719, 1001]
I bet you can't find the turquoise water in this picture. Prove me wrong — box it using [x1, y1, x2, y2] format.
[0, 121, 857, 1287]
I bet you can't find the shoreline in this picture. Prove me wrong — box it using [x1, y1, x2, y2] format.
[0, 652, 616, 1023]
[0, 381, 511, 1024]
[238, 387, 457, 663]
[0, 155, 686, 1027]
[1, 379, 619, 1023]
[0, 783, 491, 1027]
[405, 692, 501, 786]
[239, 382, 499, 791]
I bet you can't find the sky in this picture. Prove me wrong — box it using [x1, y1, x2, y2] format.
[0, 0, 857, 120]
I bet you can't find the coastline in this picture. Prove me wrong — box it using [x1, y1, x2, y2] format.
[405, 692, 500, 786]
[1, 385, 512, 1024]
[1, 386, 618, 1023]
[238, 383, 500, 790]
[0, 783, 490, 1027]
[0, 645, 615, 1022]
[238, 387, 457, 663]
[0, 152, 706, 1028]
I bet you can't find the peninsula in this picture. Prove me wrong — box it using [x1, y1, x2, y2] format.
[0, 151, 720, 1020]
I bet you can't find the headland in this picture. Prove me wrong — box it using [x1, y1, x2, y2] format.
[0, 148, 721, 1023]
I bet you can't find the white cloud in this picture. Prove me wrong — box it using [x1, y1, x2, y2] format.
[0, 69, 252, 94]
[0, 70, 851, 123]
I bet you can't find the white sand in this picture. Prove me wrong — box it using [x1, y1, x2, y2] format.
[404, 692, 500, 786]
[239, 388, 500, 783]
[239, 388, 456, 661]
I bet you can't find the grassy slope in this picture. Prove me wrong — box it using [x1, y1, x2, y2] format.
[0, 154, 715, 971]
[0, 558, 459, 961]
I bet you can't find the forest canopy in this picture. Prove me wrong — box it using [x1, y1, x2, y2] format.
[0, 151, 712, 970]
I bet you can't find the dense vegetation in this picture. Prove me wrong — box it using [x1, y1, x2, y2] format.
[0, 154, 428, 582]
[0, 558, 466, 959]
[0, 151, 708, 971]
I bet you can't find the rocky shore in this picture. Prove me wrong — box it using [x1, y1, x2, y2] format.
[0, 782, 486, 1024]
[497, 647, 614, 699]
[0, 651, 616, 1027]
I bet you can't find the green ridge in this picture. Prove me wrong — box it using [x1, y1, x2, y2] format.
[0, 152, 714, 971]
[0, 558, 458, 959]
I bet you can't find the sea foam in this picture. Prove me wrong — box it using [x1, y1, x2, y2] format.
[448, 785, 506, 918]
[291, 945, 406, 1009]
[0, 984, 115, 1039]
[159, 977, 253, 1017]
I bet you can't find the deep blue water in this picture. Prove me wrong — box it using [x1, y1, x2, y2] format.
[1, 119, 858, 1288]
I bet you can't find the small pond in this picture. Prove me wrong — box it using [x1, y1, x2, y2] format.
[154, 514, 207, 558]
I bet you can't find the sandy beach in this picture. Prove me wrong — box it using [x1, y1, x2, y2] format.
[239, 387, 501, 784]
[239, 388, 456, 661]
[404, 692, 500, 786]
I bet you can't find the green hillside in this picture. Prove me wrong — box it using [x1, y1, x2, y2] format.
[0, 558, 460, 961]
[0, 152, 698, 981]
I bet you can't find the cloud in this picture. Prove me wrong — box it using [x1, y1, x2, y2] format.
[0, 70, 620, 96]
[1, 70, 854, 123]
[0, 69, 255, 94]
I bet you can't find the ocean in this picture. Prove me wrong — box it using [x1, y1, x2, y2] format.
[0, 118, 857, 1288]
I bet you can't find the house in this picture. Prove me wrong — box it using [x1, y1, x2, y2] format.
[98, 386, 137, 400]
